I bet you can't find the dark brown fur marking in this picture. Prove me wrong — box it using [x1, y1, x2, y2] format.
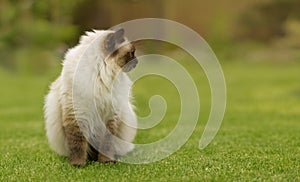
[97, 118, 121, 163]
[63, 115, 121, 164]
[63, 115, 87, 166]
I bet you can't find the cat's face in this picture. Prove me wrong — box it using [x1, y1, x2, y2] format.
[102, 28, 137, 72]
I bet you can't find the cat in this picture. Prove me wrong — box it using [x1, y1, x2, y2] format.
[44, 28, 138, 166]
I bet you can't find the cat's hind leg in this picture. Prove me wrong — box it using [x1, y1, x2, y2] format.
[62, 109, 88, 167]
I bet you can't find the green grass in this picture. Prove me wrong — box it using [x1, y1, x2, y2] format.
[0, 60, 300, 181]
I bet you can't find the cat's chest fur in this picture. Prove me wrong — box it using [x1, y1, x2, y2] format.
[93, 71, 132, 124]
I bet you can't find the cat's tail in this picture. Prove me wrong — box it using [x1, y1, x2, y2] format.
[44, 78, 70, 156]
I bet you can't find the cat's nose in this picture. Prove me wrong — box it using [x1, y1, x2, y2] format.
[128, 56, 137, 63]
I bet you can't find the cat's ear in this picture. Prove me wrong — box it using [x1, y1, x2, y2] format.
[104, 28, 125, 52]
[104, 33, 116, 52]
[114, 28, 125, 43]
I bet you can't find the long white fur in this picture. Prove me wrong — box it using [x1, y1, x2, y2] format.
[44, 30, 137, 157]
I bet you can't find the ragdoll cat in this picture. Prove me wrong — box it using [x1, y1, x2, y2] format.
[44, 28, 138, 166]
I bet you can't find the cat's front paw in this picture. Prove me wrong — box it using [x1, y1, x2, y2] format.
[98, 154, 116, 163]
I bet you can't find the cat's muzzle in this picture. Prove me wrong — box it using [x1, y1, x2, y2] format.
[122, 58, 138, 72]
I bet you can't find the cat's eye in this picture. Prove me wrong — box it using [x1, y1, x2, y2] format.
[129, 50, 135, 58]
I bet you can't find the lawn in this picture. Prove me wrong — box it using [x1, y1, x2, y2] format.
[0, 60, 299, 181]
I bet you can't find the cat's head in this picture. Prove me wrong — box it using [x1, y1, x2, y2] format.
[101, 28, 138, 72]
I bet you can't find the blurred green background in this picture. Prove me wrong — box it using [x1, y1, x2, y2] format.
[1, 0, 300, 74]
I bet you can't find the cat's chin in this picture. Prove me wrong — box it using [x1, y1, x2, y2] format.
[122, 59, 138, 72]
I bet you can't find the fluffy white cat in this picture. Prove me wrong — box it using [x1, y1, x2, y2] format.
[44, 28, 138, 166]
